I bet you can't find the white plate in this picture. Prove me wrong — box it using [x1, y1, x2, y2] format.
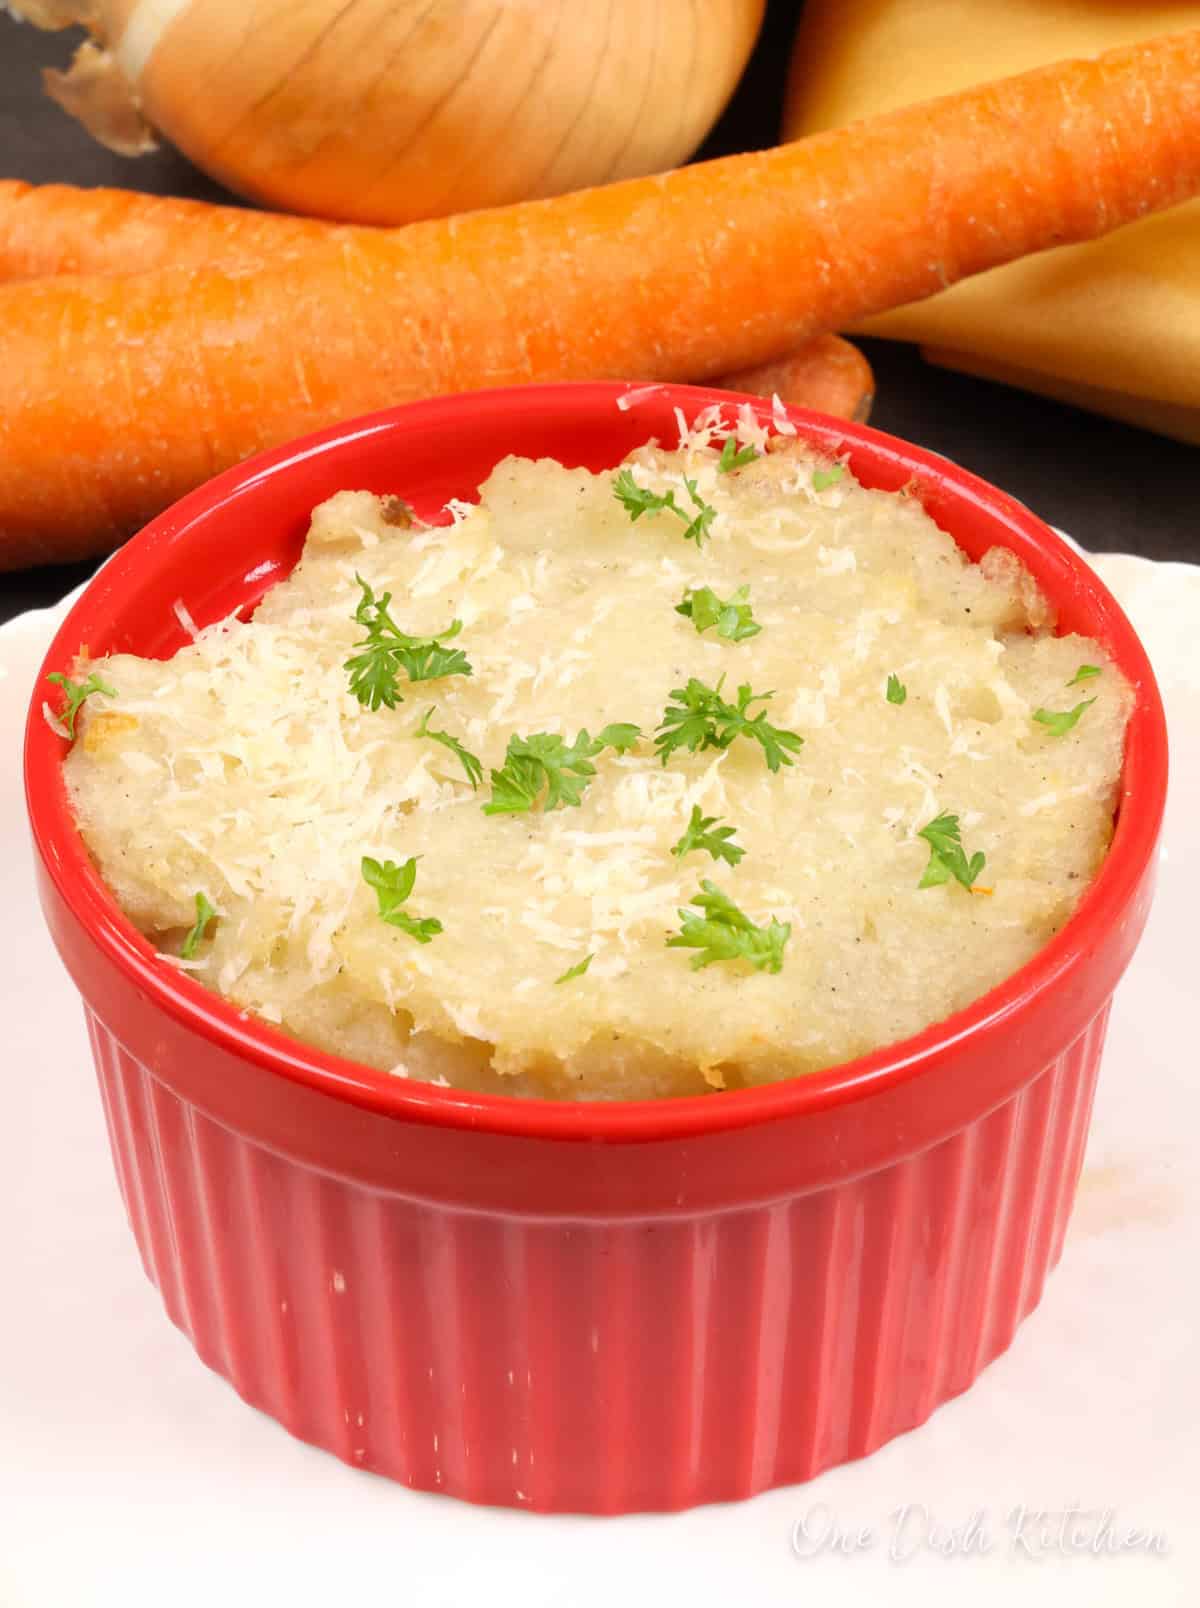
[2, 552, 1197, 1608]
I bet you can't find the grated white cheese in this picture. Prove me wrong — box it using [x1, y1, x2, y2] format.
[64, 444, 1130, 1101]
[42, 702, 70, 739]
[172, 599, 201, 641]
[818, 545, 857, 576]
[615, 384, 665, 412]
[770, 393, 798, 436]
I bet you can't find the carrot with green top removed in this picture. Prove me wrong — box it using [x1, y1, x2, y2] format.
[0, 180, 875, 422]
[722, 336, 876, 424]
[3, 30, 1200, 569]
[0, 179, 339, 278]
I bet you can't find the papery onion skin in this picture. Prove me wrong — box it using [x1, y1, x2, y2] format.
[20, 0, 765, 225]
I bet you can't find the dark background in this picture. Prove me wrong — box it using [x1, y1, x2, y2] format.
[0, 2, 1193, 624]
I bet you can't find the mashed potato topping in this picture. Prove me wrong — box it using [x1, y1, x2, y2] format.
[63, 412, 1131, 1099]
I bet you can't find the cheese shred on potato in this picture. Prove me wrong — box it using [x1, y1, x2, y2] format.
[64, 417, 1131, 1099]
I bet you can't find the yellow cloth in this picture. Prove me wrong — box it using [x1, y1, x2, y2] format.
[783, 0, 1200, 442]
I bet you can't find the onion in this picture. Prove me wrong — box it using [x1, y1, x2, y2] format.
[13, 0, 765, 224]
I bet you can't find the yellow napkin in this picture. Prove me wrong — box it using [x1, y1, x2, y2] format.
[783, 0, 1200, 442]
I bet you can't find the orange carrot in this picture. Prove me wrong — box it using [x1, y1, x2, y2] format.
[721, 336, 875, 423]
[0, 180, 338, 278]
[0, 175, 881, 447]
[3, 31, 1200, 570]
[0, 184, 875, 430]
[0, 183, 876, 423]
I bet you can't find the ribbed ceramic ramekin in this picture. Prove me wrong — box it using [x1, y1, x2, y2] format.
[26, 383, 1166, 1513]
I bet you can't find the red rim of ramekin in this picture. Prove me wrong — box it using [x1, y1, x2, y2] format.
[24, 382, 1168, 1145]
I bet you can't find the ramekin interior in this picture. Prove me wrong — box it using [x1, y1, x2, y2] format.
[24, 382, 1168, 1143]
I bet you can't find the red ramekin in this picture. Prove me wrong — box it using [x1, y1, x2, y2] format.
[25, 383, 1167, 1513]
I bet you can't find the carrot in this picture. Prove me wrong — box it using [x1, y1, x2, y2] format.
[0, 182, 876, 424]
[720, 336, 875, 423]
[0, 164, 879, 443]
[0, 184, 875, 430]
[0, 180, 338, 279]
[3, 30, 1200, 570]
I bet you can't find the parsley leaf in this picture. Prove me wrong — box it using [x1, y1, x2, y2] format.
[395, 637, 471, 683]
[415, 707, 482, 789]
[917, 812, 986, 891]
[1067, 664, 1101, 687]
[1033, 698, 1095, 737]
[612, 468, 676, 522]
[482, 750, 545, 816]
[181, 892, 216, 960]
[611, 467, 717, 548]
[668, 881, 790, 973]
[717, 435, 759, 473]
[555, 955, 593, 985]
[361, 855, 443, 943]
[344, 575, 471, 710]
[594, 721, 642, 754]
[45, 670, 116, 740]
[675, 584, 761, 643]
[671, 805, 745, 867]
[654, 675, 803, 772]
[812, 464, 844, 493]
[483, 725, 641, 816]
[676, 481, 718, 547]
[886, 673, 907, 705]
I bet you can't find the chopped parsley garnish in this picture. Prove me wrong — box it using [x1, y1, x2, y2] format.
[717, 435, 759, 473]
[812, 463, 844, 493]
[483, 723, 640, 816]
[45, 670, 116, 740]
[594, 721, 642, 753]
[655, 675, 803, 772]
[668, 881, 790, 973]
[415, 706, 482, 789]
[555, 954, 593, 985]
[1033, 699, 1095, 737]
[361, 855, 443, 943]
[344, 575, 471, 710]
[671, 805, 745, 868]
[886, 673, 907, 705]
[1067, 664, 1101, 687]
[181, 892, 216, 960]
[917, 812, 986, 891]
[612, 467, 717, 547]
[675, 584, 761, 643]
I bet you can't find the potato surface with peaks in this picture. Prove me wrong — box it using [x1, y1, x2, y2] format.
[63, 415, 1131, 1099]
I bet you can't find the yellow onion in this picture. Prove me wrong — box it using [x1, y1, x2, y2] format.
[15, 0, 765, 224]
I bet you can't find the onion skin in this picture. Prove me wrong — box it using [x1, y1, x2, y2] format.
[22, 0, 765, 225]
[43, 39, 157, 155]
